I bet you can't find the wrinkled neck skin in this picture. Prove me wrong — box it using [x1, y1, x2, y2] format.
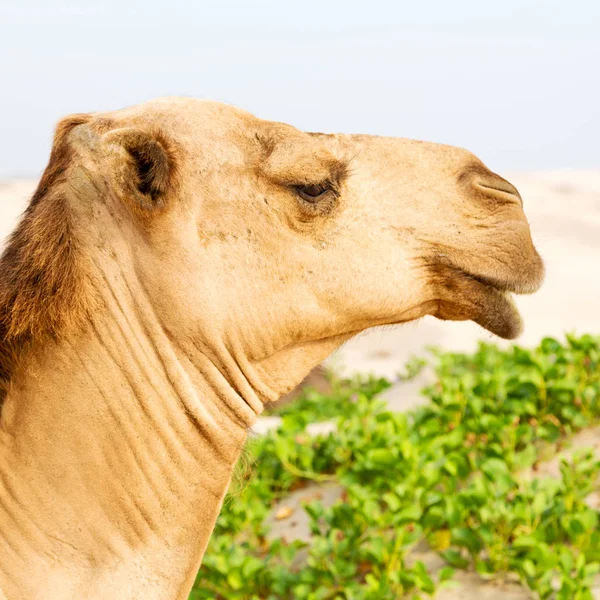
[0, 243, 340, 599]
[0, 268, 244, 598]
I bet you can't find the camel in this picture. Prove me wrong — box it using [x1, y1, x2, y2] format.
[0, 97, 544, 599]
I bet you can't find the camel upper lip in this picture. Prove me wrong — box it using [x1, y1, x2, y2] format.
[442, 254, 544, 295]
[460, 270, 520, 294]
[463, 267, 543, 296]
[439, 262, 529, 296]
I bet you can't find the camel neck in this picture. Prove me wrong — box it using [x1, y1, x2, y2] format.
[0, 269, 255, 599]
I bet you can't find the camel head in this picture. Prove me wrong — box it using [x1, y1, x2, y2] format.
[0, 97, 546, 599]
[19, 98, 544, 403]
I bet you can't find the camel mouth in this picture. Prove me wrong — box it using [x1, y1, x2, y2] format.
[432, 266, 527, 340]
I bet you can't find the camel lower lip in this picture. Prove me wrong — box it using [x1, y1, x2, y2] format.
[435, 266, 524, 339]
[461, 268, 525, 339]
[476, 288, 523, 339]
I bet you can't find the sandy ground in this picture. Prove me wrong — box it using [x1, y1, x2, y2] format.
[2, 173, 599, 598]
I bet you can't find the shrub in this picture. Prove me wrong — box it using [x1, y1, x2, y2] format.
[192, 335, 600, 599]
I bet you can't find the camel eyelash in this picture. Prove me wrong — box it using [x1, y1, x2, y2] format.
[290, 181, 341, 219]
[293, 180, 338, 203]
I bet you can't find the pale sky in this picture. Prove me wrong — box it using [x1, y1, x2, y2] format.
[1, 0, 599, 177]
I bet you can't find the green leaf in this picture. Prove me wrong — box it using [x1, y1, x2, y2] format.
[396, 505, 423, 524]
[438, 566, 455, 582]
[226, 570, 243, 590]
[441, 549, 470, 569]
[481, 458, 509, 479]
[513, 535, 539, 549]
[451, 527, 483, 554]
[366, 448, 396, 466]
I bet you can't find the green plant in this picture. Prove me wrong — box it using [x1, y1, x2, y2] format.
[192, 335, 600, 599]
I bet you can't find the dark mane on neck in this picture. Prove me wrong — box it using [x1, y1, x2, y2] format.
[0, 115, 94, 405]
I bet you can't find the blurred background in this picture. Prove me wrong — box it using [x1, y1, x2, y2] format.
[1, 0, 599, 175]
[1, 0, 599, 383]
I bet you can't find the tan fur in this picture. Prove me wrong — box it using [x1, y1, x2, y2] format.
[0, 98, 543, 599]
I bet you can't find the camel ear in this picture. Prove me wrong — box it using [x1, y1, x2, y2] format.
[103, 128, 178, 209]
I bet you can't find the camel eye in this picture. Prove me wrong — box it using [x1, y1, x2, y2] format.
[296, 183, 330, 202]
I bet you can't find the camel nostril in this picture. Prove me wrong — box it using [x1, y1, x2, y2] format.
[458, 164, 523, 207]
[475, 176, 523, 207]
